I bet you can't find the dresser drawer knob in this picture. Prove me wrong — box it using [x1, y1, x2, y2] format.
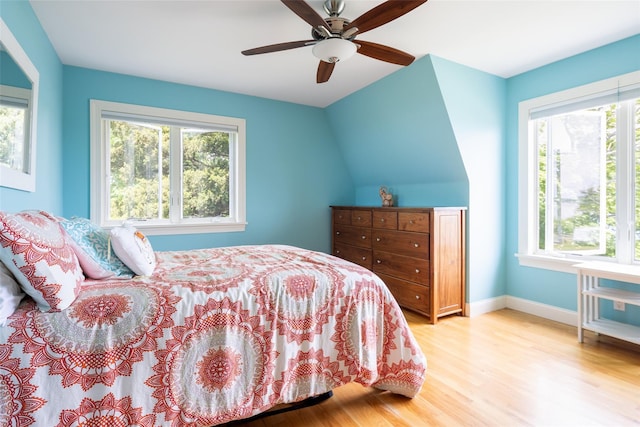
[357, 216, 361, 221]
[376, 237, 381, 242]
[415, 269, 420, 273]
[376, 260, 381, 264]
[336, 231, 340, 235]
[336, 250, 340, 254]
[416, 295, 420, 300]
[361, 235, 366, 240]
[410, 220, 414, 224]
[380, 218, 385, 222]
[362, 256, 367, 261]
[414, 243, 419, 248]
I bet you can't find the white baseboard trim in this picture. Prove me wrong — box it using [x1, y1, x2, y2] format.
[467, 295, 578, 327]
[506, 296, 577, 326]
[466, 296, 506, 317]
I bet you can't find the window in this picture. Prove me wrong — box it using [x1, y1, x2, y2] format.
[518, 71, 640, 272]
[90, 100, 246, 235]
[0, 85, 30, 172]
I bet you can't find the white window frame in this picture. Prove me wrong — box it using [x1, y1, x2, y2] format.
[0, 18, 39, 193]
[90, 100, 246, 236]
[517, 71, 640, 273]
[0, 85, 31, 170]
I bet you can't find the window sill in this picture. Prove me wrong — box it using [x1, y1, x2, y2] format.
[515, 253, 582, 274]
[516, 253, 640, 275]
[101, 222, 247, 236]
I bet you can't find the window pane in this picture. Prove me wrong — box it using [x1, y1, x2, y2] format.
[0, 105, 26, 171]
[181, 129, 230, 219]
[536, 107, 611, 255]
[537, 121, 548, 250]
[108, 120, 168, 221]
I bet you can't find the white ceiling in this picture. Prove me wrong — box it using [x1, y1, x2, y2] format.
[29, 0, 640, 108]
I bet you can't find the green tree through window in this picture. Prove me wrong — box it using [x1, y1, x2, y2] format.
[181, 129, 230, 218]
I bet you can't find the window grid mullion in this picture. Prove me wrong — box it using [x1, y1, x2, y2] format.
[616, 101, 634, 263]
[544, 118, 555, 254]
[169, 126, 182, 223]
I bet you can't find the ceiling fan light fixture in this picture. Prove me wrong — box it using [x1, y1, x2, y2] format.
[312, 38, 357, 63]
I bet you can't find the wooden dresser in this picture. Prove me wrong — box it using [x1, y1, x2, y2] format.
[331, 206, 466, 324]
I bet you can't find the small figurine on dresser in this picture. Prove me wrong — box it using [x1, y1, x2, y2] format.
[379, 186, 394, 207]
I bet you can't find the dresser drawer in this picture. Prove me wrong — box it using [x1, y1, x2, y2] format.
[398, 212, 430, 233]
[373, 230, 429, 259]
[378, 273, 430, 315]
[372, 251, 429, 285]
[333, 243, 372, 270]
[351, 210, 372, 227]
[333, 209, 351, 225]
[332, 205, 466, 324]
[334, 225, 372, 249]
[373, 211, 397, 229]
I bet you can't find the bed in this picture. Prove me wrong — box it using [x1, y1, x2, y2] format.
[0, 211, 427, 426]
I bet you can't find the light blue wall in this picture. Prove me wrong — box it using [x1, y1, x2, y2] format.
[326, 56, 468, 207]
[0, 0, 64, 213]
[431, 56, 507, 303]
[325, 55, 507, 304]
[0, 51, 31, 88]
[505, 34, 640, 311]
[62, 66, 353, 252]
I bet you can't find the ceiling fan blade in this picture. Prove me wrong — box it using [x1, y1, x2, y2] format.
[281, 0, 331, 33]
[242, 40, 316, 56]
[356, 40, 415, 66]
[344, 0, 428, 36]
[317, 61, 336, 83]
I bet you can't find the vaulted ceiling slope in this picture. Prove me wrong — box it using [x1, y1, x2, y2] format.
[30, 0, 640, 107]
[327, 56, 467, 191]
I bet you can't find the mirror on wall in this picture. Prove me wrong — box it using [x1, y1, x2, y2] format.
[0, 18, 39, 192]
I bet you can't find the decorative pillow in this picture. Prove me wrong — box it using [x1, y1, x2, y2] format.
[110, 225, 156, 276]
[0, 261, 25, 325]
[0, 210, 83, 311]
[61, 217, 133, 279]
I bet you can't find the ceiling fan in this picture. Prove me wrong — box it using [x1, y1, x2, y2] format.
[241, 0, 428, 83]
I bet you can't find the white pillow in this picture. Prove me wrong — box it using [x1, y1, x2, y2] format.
[110, 225, 156, 276]
[0, 261, 25, 325]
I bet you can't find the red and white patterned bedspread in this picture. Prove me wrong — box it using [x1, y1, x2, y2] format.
[0, 245, 426, 426]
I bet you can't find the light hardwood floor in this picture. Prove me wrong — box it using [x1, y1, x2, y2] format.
[238, 309, 640, 427]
